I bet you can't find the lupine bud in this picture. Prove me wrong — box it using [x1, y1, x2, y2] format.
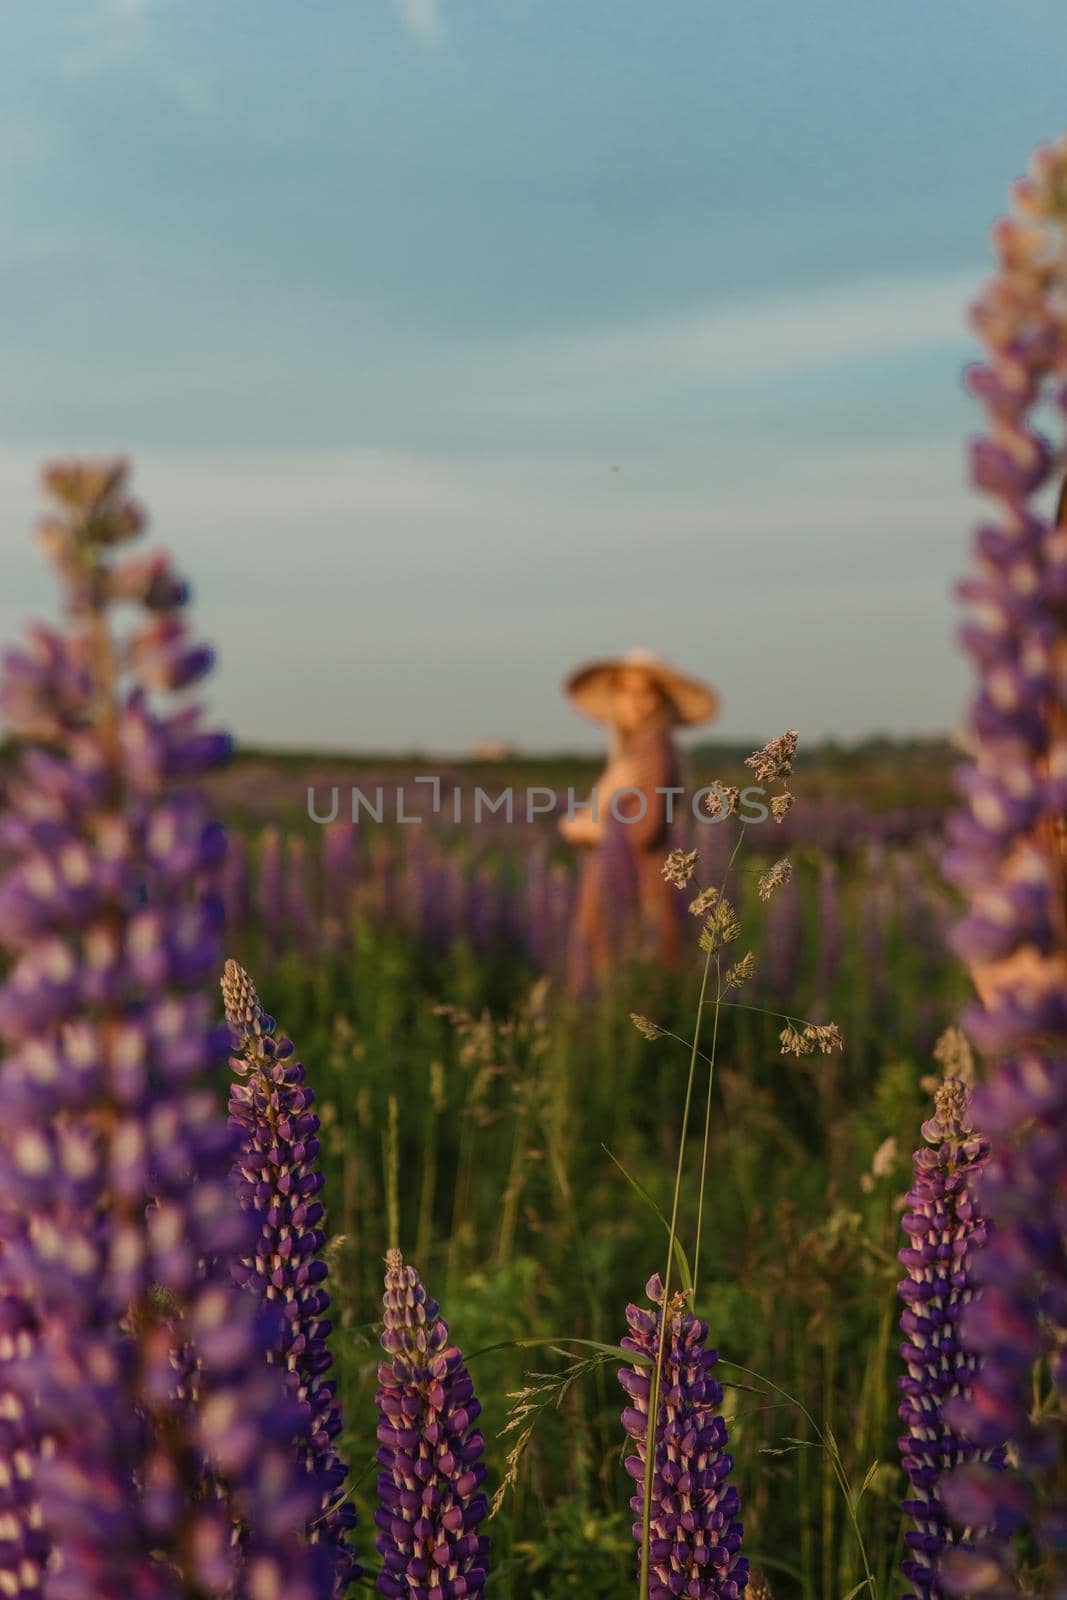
[619, 1275, 748, 1600]
[375, 1249, 490, 1600]
[0, 460, 331, 1597]
[897, 1078, 1004, 1599]
[224, 959, 358, 1593]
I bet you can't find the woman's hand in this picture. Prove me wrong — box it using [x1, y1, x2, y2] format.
[559, 810, 602, 845]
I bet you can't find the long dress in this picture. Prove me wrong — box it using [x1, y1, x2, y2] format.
[567, 729, 684, 990]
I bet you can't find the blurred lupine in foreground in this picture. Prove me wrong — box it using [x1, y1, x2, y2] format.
[0, 462, 330, 1596]
[897, 1076, 1002, 1598]
[940, 132, 1067, 1593]
[223, 958, 358, 1591]
[0, 1263, 44, 1594]
[375, 1248, 490, 1600]
[619, 1275, 748, 1600]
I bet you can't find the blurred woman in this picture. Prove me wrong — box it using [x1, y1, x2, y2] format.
[560, 647, 718, 989]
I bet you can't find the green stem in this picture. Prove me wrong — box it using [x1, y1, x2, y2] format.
[384, 1093, 400, 1252]
[692, 958, 722, 1300]
[638, 941, 713, 1600]
[700, 998, 826, 1027]
[446, 1082, 476, 1299]
[690, 824, 746, 1300]
[649, 1026, 716, 1067]
[494, 1116, 527, 1267]
[821, 1325, 837, 1600]
[414, 1079, 439, 1270]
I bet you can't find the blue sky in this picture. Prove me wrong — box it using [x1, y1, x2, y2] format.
[2, 0, 1066, 750]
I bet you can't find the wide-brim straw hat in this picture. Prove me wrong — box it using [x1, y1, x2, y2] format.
[563, 648, 719, 727]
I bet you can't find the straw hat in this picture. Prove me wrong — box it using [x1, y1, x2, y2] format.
[563, 647, 719, 727]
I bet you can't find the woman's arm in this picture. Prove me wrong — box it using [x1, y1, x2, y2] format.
[558, 755, 631, 845]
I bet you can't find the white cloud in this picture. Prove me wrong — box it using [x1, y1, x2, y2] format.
[61, 2, 149, 74]
[505, 268, 980, 393]
[393, 0, 443, 46]
[60, 0, 200, 97]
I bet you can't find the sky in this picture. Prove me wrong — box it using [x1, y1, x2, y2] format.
[1, 0, 1066, 751]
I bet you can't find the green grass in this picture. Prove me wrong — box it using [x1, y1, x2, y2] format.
[218, 763, 969, 1599]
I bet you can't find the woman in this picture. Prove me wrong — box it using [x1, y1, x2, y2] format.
[560, 647, 719, 989]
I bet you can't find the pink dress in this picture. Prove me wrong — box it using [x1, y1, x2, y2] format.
[568, 730, 684, 989]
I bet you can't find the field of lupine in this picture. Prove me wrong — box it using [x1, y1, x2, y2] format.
[1, 134, 1066, 1600]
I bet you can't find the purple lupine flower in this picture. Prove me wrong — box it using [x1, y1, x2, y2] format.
[897, 1077, 1004, 1598]
[322, 820, 358, 946]
[939, 135, 1067, 1591]
[813, 858, 845, 1005]
[223, 958, 358, 1593]
[859, 872, 893, 1016]
[401, 834, 455, 955]
[375, 1248, 490, 1600]
[372, 840, 400, 927]
[221, 823, 251, 932]
[440, 854, 467, 953]
[258, 824, 286, 951]
[0, 460, 330, 1597]
[463, 863, 501, 955]
[0, 1265, 45, 1595]
[285, 834, 317, 955]
[759, 867, 801, 1004]
[523, 841, 553, 970]
[619, 1275, 748, 1600]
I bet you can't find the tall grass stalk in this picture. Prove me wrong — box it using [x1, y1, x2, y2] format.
[692, 959, 721, 1302]
[446, 1078, 478, 1297]
[495, 1091, 529, 1267]
[637, 939, 715, 1600]
[385, 1091, 400, 1251]
[692, 826, 747, 1295]
[721, 1361, 878, 1599]
[415, 1060, 444, 1267]
[821, 1326, 837, 1600]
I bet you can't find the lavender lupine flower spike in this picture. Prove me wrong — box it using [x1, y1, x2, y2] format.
[0, 462, 330, 1597]
[0, 1272, 45, 1595]
[619, 1275, 748, 1600]
[897, 1077, 1003, 1598]
[938, 135, 1067, 1589]
[375, 1248, 490, 1600]
[223, 958, 358, 1592]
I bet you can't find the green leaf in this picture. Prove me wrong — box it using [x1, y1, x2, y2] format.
[851, 1458, 880, 1507]
[602, 1144, 693, 1293]
[742, 1551, 806, 1585]
[466, 1334, 652, 1369]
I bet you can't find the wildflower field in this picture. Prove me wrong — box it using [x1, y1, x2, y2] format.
[207, 738, 964, 1600]
[1, 133, 1066, 1600]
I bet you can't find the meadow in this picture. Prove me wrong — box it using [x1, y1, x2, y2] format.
[2, 132, 1066, 1600]
[208, 740, 967, 1598]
